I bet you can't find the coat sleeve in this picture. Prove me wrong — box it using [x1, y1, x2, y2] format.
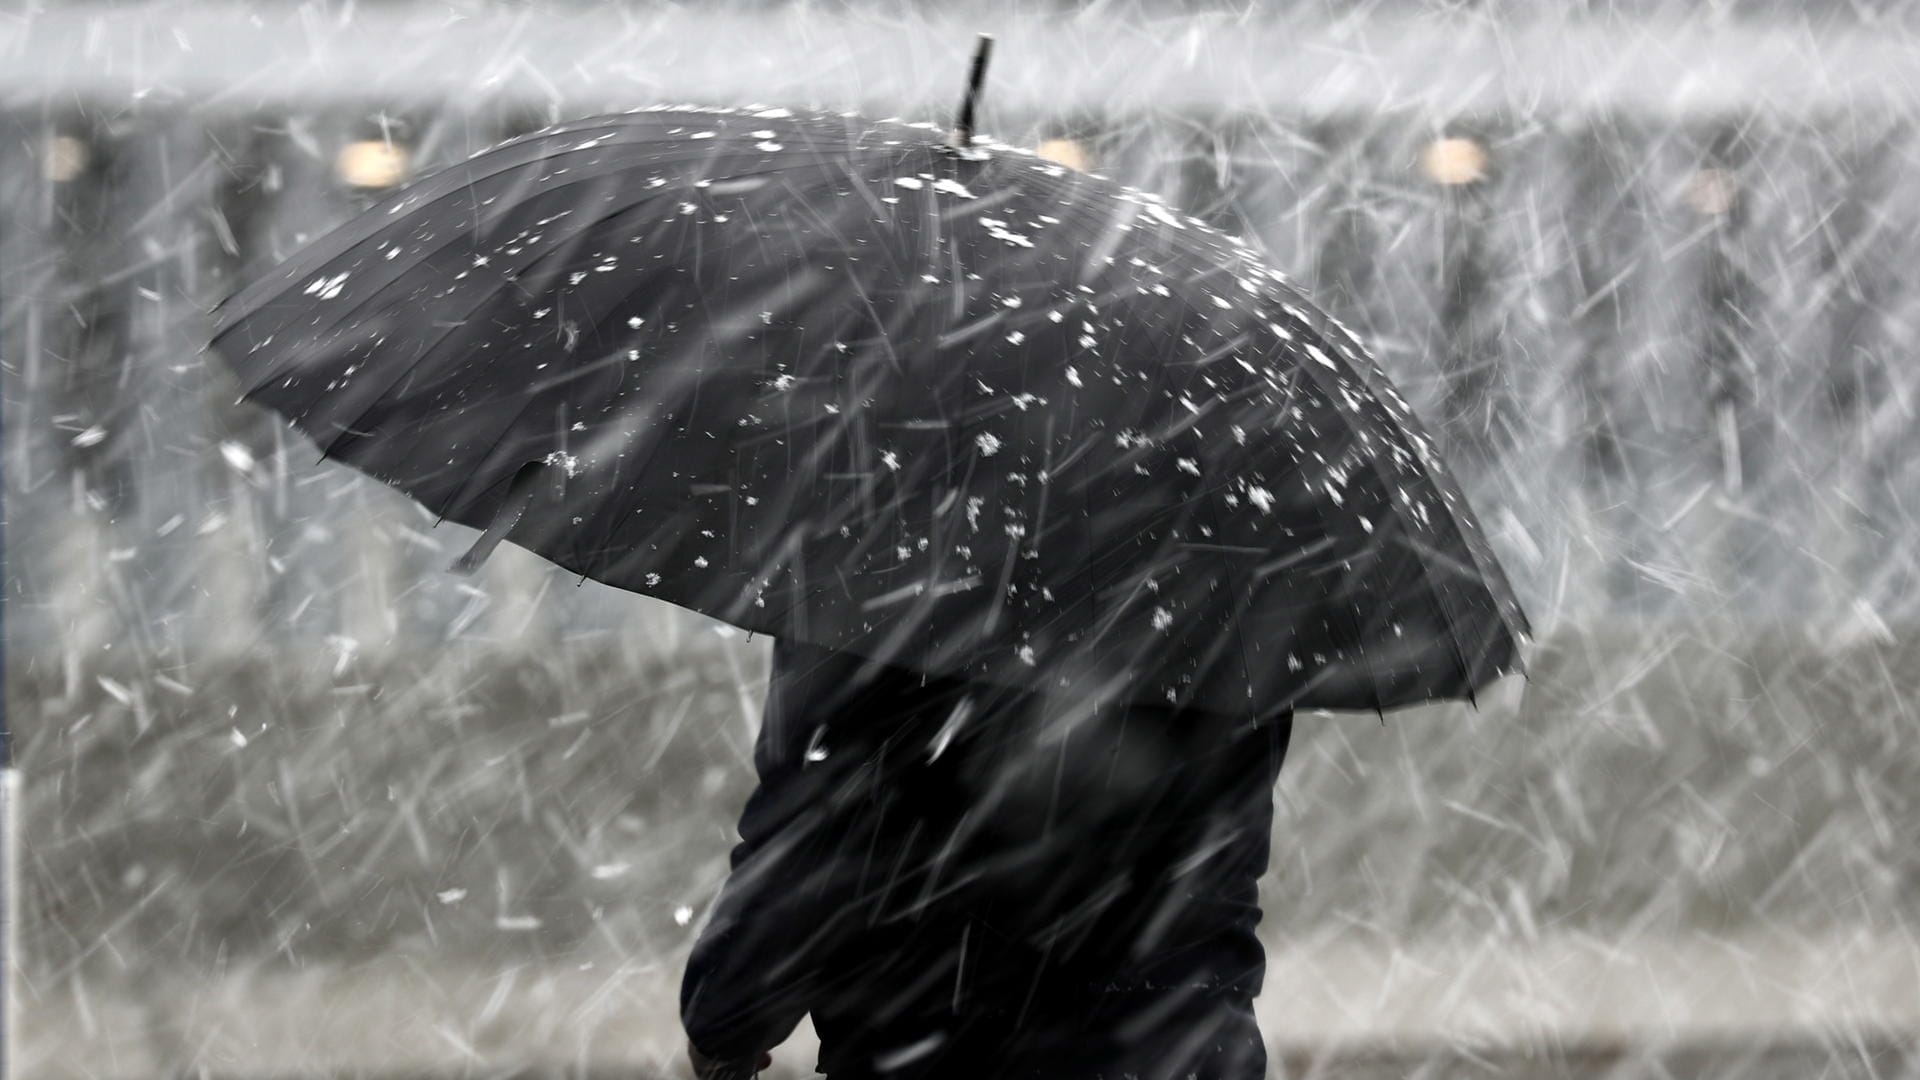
[680, 644, 882, 1062]
[679, 767, 862, 1061]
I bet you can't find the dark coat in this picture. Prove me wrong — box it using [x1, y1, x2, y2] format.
[681, 638, 1294, 1079]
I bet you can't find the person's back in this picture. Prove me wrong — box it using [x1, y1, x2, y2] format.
[681, 639, 1293, 1079]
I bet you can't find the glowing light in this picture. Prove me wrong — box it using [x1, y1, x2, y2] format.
[335, 140, 411, 189]
[1035, 138, 1091, 172]
[43, 135, 89, 183]
[1685, 168, 1738, 215]
[1420, 137, 1488, 186]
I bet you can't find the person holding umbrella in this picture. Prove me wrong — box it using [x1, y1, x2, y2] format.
[679, 635, 1292, 1079]
[210, 37, 1529, 1080]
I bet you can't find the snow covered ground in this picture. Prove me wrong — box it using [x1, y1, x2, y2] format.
[10, 624, 1917, 1077]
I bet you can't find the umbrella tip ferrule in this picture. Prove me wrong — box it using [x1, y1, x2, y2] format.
[950, 34, 995, 153]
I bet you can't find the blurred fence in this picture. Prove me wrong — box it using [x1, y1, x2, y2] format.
[3, 6, 1919, 1079]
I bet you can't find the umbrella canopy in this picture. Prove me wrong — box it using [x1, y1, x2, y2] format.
[209, 99, 1531, 720]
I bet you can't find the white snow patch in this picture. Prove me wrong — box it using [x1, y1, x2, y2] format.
[1143, 202, 1186, 229]
[303, 272, 350, 300]
[219, 441, 255, 473]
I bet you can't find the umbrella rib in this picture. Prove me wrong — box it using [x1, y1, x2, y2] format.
[214, 125, 887, 317]
[229, 187, 627, 398]
[1161, 312, 1400, 714]
[282, 224, 633, 559]
[258, 150, 839, 477]
[565, 306, 882, 596]
[1191, 450, 1298, 725]
[1297, 366, 1499, 697]
[287, 141, 892, 358]
[218, 143, 885, 344]
[1224, 293, 1517, 697]
[555, 144, 921, 383]
[303, 214, 613, 470]
[1296, 309, 1530, 645]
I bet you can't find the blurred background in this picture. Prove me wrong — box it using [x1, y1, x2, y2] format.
[3, 1, 1918, 1077]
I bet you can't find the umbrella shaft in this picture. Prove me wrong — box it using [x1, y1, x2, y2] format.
[953, 34, 995, 148]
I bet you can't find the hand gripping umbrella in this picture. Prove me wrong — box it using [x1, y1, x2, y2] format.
[210, 39, 1531, 721]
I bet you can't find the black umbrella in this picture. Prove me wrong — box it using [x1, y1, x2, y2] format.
[210, 41, 1530, 720]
